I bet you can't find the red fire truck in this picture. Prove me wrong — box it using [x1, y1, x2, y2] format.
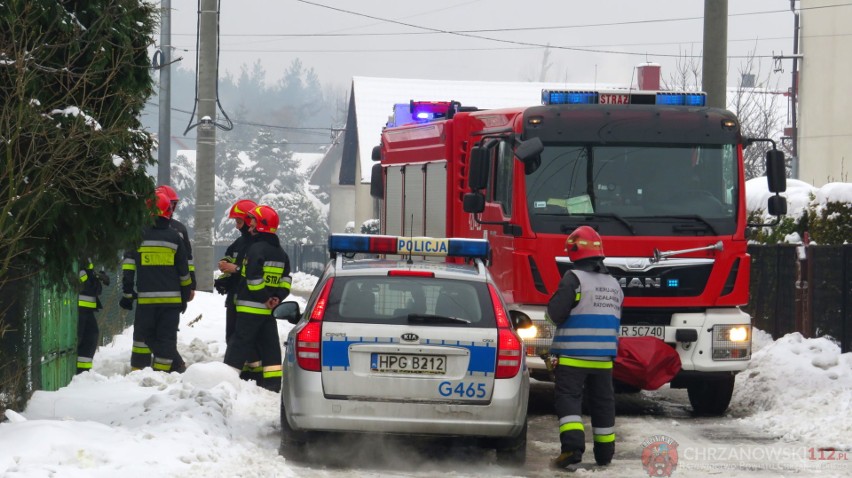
[371, 90, 786, 415]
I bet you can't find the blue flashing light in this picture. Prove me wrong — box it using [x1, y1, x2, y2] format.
[667, 279, 680, 288]
[656, 93, 706, 107]
[542, 90, 598, 105]
[328, 234, 489, 259]
[656, 93, 686, 106]
[447, 238, 489, 259]
[415, 111, 434, 120]
[684, 93, 706, 106]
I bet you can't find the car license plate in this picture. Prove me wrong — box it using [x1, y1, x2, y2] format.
[371, 353, 446, 374]
[619, 325, 665, 339]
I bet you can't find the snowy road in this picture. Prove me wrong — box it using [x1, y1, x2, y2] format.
[3, 286, 850, 477]
[268, 381, 850, 477]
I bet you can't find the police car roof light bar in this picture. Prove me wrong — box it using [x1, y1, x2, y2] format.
[328, 234, 489, 259]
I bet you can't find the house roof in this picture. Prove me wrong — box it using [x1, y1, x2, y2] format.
[351, 76, 624, 183]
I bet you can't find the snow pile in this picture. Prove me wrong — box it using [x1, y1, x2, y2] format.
[732, 332, 852, 449]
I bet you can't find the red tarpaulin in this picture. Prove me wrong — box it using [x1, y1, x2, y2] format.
[613, 337, 682, 391]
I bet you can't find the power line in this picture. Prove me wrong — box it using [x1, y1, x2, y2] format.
[149, 102, 338, 136]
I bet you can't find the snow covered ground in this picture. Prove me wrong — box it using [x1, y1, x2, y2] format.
[2, 178, 851, 476]
[1, 270, 850, 477]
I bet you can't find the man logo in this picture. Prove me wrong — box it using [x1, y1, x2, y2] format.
[401, 333, 419, 342]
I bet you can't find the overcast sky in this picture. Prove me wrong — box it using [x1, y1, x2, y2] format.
[165, 0, 797, 92]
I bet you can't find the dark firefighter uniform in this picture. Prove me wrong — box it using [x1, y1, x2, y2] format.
[169, 217, 197, 290]
[223, 233, 291, 391]
[216, 226, 263, 381]
[77, 260, 103, 374]
[122, 216, 192, 372]
[547, 252, 623, 467]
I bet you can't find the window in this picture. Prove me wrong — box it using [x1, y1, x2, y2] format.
[492, 141, 514, 216]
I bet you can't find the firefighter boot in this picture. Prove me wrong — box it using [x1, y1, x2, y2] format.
[552, 450, 582, 469]
[594, 442, 614, 466]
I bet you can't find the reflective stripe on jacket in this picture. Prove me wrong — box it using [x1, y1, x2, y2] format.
[550, 270, 622, 359]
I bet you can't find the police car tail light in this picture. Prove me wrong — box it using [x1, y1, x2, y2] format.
[490, 284, 522, 379]
[296, 278, 334, 371]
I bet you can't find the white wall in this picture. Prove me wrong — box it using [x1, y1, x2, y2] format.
[798, 0, 852, 185]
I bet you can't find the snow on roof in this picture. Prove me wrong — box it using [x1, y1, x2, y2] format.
[353, 76, 624, 183]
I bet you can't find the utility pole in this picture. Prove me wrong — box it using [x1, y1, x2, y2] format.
[157, 0, 172, 185]
[194, 0, 217, 291]
[702, 0, 728, 108]
[790, 0, 800, 178]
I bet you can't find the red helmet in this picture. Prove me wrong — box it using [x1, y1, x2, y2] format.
[228, 199, 257, 222]
[247, 205, 279, 233]
[565, 225, 604, 261]
[156, 185, 179, 203]
[148, 190, 173, 219]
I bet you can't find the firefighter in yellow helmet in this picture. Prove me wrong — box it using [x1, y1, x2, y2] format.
[547, 226, 623, 469]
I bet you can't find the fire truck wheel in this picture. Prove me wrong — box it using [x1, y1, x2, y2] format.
[687, 375, 735, 416]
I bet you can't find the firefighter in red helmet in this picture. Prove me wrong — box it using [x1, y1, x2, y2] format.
[156, 185, 196, 295]
[223, 205, 292, 391]
[120, 190, 192, 373]
[215, 199, 263, 382]
[547, 225, 623, 469]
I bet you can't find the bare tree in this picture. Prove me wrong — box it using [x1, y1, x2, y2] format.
[663, 46, 788, 180]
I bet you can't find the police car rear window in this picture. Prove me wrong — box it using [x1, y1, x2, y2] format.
[324, 276, 495, 327]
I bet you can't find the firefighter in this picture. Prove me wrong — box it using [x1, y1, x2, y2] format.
[156, 185, 197, 294]
[546, 225, 623, 468]
[223, 205, 292, 392]
[120, 190, 192, 373]
[214, 199, 263, 382]
[76, 259, 110, 374]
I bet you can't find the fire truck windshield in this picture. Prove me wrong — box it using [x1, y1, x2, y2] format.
[524, 143, 738, 236]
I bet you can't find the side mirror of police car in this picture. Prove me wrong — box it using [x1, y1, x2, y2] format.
[273, 301, 302, 325]
[509, 309, 533, 330]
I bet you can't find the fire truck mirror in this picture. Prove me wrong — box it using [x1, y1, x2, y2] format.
[514, 137, 543, 161]
[767, 194, 787, 216]
[370, 164, 384, 199]
[765, 149, 787, 193]
[468, 147, 490, 191]
[515, 137, 543, 174]
[371, 145, 382, 161]
[463, 192, 486, 214]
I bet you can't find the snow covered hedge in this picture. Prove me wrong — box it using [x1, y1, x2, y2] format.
[746, 178, 852, 245]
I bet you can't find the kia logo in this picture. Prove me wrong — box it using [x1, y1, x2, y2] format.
[401, 333, 419, 342]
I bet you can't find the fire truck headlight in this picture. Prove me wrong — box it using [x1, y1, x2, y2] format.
[728, 326, 749, 342]
[517, 324, 538, 340]
[712, 324, 752, 361]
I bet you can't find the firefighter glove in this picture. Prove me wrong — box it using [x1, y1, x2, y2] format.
[96, 270, 111, 286]
[213, 276, 229, 295]
[119, 292, 136, 310]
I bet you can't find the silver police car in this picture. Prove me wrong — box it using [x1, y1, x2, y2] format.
[274, 234, 531, 465]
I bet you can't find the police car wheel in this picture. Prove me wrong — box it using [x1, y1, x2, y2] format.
[279, 400, 307, 459]
[495, 419, 527, 466]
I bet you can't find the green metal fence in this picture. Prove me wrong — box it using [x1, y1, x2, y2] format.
[0, 267, 127, 414]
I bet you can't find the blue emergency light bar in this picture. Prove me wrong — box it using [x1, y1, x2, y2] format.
[542, 89, 706, 107]
[328, 234, 489, 259]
